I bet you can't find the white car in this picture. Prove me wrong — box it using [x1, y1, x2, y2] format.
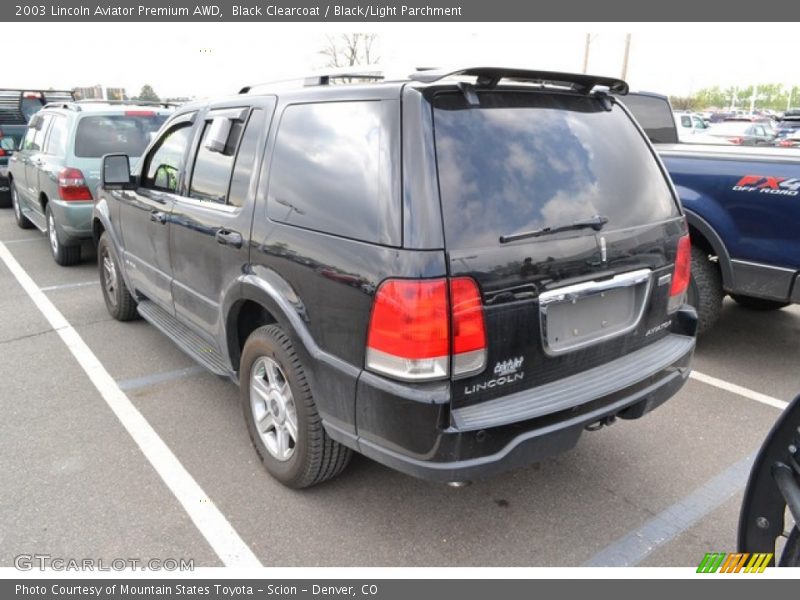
[673, 111, 710, 141]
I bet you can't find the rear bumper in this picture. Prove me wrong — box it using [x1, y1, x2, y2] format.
[48, 199, 93, 241]
[336, 306, 697, 483]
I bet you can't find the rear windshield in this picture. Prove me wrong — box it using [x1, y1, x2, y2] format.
[433, 92, 679, 249]
[74, 114, 167, 158]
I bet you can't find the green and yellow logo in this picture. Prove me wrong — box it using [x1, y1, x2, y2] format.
[697, 552, 773, 573]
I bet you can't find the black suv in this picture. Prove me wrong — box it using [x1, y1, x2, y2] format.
[93, 67, 697, 488]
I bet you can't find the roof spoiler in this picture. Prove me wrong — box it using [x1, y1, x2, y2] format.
[409, 67, 629, 95]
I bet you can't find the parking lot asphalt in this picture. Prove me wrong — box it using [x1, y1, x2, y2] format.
[0, 208, 798, 569]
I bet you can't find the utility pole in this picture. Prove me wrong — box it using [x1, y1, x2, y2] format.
[621, 33, 631, 80]
[582, 33, 592, 74]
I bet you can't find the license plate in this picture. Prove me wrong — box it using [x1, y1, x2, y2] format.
[538, 269, 652, 356]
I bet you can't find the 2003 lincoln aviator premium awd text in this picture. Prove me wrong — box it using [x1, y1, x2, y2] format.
[92, 67, 697, 488]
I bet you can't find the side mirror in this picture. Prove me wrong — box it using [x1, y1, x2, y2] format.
[203, 117, 233, 154]
[102, 154, 134, 190]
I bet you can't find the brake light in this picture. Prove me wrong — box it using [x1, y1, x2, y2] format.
[124, 110, 155, 116]
[728, 137, 744, 145]
[669, 234, 691, 312]
[366, 277, 487, 381]
[450, 277, 487, 377]
[57, 167, 93, 201]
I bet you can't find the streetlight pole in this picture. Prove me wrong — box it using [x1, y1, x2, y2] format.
[582, 33, 592, 74]
[621, 33, 631, 80]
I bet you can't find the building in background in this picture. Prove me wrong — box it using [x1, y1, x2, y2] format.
[73, 85, 127, 100]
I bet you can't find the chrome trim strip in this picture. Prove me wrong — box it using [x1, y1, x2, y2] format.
[538, 268, 653, 357]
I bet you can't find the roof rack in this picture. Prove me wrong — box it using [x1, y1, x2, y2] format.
[238, 66, 629, 96]
[40, 99, 180, 112]
[240, 66, 385, 94]
[409, 67, 629, 95]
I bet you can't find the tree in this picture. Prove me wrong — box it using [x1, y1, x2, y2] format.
[135, 84, 160, 102]
[669, 96, 696, 110]
[319, 33, 379, 68]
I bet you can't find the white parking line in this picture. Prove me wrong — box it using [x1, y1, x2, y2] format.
[2, 237, 43, 244]
[690, 370, 789, 411]
[0, 241, 261, 568]
[40, 280, 99, 292]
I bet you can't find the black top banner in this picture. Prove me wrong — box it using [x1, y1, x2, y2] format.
[3, 0, 799, 21]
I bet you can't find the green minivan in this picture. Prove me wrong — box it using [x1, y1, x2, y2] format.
[8, 101, 170, 265]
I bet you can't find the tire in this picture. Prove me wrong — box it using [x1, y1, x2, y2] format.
[241, 324, 351, 488]
[46, 205, 81, 266]
[98, 232, 138, 321]
[687, 245, 723, 336]
[11, 182, 33, 229]
[730, 294, 790, 311]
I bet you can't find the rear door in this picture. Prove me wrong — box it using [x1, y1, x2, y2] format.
[169, 99, 274, 342]
[430, 90, 685, 410]
[22, 113, 52, 224]
[118, 113, 196, 311]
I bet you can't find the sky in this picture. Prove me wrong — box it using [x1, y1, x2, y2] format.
[5, 22, 799, 101]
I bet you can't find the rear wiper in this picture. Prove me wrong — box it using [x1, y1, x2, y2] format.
[499, 214, 609, 244]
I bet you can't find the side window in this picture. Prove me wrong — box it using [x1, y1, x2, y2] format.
[142, 123, 193, 193]
[227, 109, 266, 208]
[21, 127, 37, 151]
[680, 115, 691, 128]
[692, 116, 706, 130]
[188, 111, 247, 204]
[266, 101, 397, 245]
[29, 115, 53, 150]
[45, 116, 68, 156]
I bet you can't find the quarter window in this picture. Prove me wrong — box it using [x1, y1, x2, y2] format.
[142, 123, 193, 193]
[266, 101, 398, 245]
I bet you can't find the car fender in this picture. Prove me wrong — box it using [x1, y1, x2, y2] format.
[92, 195, 135, 293]
[677, 186, 735, 289]
[225, 265, 360, 383]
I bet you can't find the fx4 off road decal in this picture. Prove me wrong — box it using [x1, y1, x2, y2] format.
[733, 175, 800, 196]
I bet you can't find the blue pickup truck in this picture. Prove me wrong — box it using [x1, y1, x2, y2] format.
[623, 93, 800, 334]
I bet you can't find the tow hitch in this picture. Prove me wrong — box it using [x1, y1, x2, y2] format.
[585, 415, 617, 432]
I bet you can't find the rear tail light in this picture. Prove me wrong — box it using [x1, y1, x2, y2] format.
[668, 234, 691, 312]
[366, 277, 487, 381]
[57, 167, 93, 201]
[728, 137, 744, 145]
[450, 277, 487, 378]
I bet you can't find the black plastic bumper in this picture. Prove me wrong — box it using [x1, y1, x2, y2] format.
[327, 307, 697, 483]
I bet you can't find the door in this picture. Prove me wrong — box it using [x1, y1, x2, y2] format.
[20, 114, 52, 225]
[169, 102, 273, 342]
[117, 114, 196, 311]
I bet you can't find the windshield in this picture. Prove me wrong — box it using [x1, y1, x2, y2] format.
[74, 114, 167, 158]
[433, 91, 679, 249]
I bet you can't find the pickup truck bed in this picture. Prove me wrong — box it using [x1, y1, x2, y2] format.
[623, 94, 800, 334]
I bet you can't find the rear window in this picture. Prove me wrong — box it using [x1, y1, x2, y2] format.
[74, 114, 167, 158]
[433, 92, 679, 250]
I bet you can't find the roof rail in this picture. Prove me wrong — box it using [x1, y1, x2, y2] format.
[408, 67, 629, 95]
[42, 102, 80, 111]
[240, 66, 385, 94]
[73, 99, 180, 108]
